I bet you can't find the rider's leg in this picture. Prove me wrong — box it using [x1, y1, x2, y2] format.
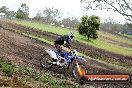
[55, 44, 63, 54]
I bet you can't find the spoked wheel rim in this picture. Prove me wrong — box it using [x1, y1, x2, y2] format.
[73, 65, 80, 78]
[40, 54, 53, 69]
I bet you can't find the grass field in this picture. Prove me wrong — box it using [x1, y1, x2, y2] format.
[120, 33, 132, 38]
[99, 31, 132, 45]
[13, 20, 132, 56]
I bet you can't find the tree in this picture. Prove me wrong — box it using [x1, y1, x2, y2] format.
[100, 17, 123, 33]
[16, 9, 25, 19]
[81, 0, 132, 22]
[61, 17, 80, 28]
[0, 6, 9, 13]
[62, 18, 72, 28]
[0, 6, 15, 19]
[70, 17, 80, 28]
[78, 15, 100, 40]
[32, 10, 43, 21]
[43, 7, 61, 24]
[121, 23, 132, 35]
[6, 11, 15, 19]
[16, 3, 29, 19]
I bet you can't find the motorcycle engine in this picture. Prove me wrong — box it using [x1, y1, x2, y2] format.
[59, 56, 69, 67]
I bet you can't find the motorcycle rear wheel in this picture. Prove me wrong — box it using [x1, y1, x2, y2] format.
[40, 54, 53, 69]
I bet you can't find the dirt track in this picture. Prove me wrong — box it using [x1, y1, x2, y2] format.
[0, 19, 132, 74]
[0, 29, 132, 87]
[0, 28, 132, 87]
[0, 28, 44, 68]
[0, 28, 119, 74]
[0, 20, 132, 68]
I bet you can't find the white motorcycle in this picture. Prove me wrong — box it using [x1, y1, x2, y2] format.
[40, 49, 87, 78]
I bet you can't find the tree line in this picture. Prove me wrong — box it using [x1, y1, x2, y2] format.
[0, 3, 80, 29]
[0, 1, 132, 40]
[32, 8, 80, 29]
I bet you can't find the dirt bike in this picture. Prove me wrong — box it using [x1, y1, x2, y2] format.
[40, 49, 87, 78]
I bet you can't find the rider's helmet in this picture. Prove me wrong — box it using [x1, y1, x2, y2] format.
[68, 32, 75, 40]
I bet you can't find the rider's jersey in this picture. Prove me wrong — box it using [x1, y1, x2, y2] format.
[55, 35, 71, 48]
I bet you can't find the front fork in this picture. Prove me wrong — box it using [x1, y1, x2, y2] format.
[75, 60, 86, 77]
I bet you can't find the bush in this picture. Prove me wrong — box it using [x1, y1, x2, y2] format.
[78, 15, 100, 40]
[40, 73, 49, 83]
[0, 24, 2, 28]
[25, 67, 36, 77]
[2, 63, 14, 76]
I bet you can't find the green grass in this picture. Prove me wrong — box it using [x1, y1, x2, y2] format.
[76, 31, 132, 56]
[0, 60, 15, 76]
[25, 33, 53, 45]
[15, 20, 72, 35]
[75, 32, 132, 56]
[99, 31, 132, 45]
[120, 33, 132, 39]
[12, 20, 132, 56]
[0, 59, 74, 88]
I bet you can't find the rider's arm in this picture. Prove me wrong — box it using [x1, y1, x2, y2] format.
[63, 35, 72, 49]
[65, 41, 71, 49]
[62, 41, 71, 53]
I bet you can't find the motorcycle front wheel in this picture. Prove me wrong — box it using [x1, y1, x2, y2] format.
[72, 63, 87, 79]
[40, 54, 53, 69]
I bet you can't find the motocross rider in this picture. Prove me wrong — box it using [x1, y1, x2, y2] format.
[54, 32, 75, 56]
